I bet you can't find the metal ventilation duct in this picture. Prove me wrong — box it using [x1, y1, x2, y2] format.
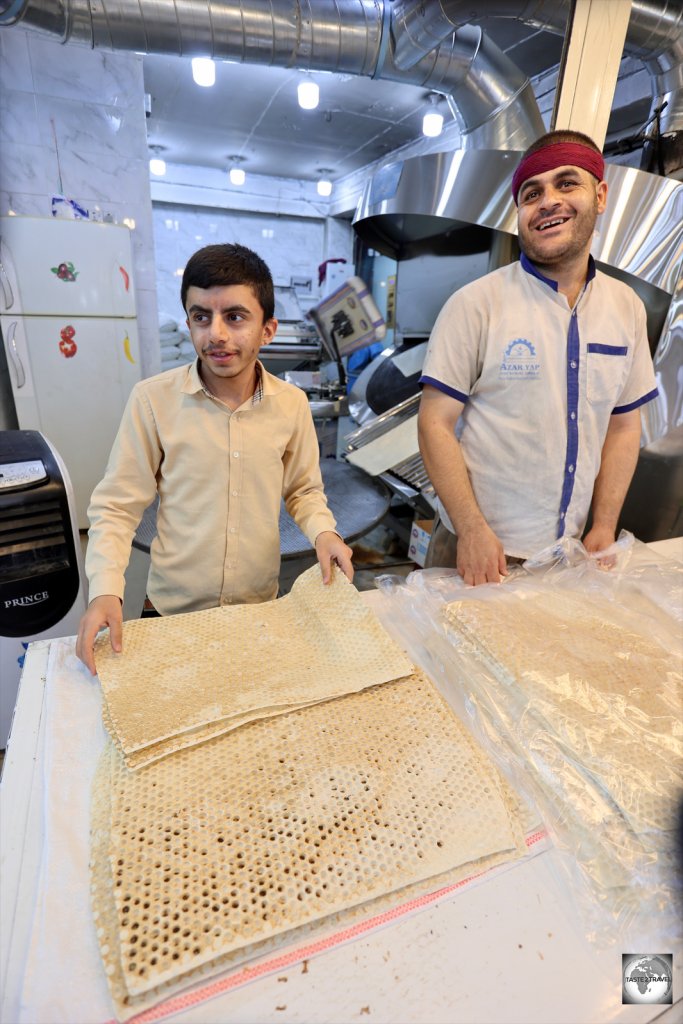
[0, 0, 545, 150]
[392, 0, 683, 176]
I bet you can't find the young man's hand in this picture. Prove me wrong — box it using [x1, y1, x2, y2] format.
[315, 531, 354, 584]
[75, 595, 123, 676]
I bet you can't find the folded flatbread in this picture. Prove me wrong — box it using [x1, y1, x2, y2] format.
[95, 566, 412, 767]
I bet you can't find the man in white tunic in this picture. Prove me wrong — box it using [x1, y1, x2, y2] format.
[418, 129, 658, 586]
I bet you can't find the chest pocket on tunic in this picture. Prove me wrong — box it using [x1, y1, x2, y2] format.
[586, 344, 628, 405]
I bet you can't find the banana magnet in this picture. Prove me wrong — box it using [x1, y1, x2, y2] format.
[123, 334, 136, 363]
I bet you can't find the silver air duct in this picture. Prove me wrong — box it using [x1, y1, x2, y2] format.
[0, 0, 544, 150]
[391, 0, 683, 176]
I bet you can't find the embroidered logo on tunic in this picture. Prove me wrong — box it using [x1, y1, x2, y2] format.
[499, 338, 541, 380]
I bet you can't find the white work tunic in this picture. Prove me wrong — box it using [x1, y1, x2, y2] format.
[420, 255, 658, 558]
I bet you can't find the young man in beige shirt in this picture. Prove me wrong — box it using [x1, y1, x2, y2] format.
[76, 243, 353, 674]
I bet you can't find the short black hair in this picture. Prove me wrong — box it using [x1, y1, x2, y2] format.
[181, 243, 275, 321]
[520, 129, 602, 162]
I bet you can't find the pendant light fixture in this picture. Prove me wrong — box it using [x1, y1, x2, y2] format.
[316, 169, 333, 197]
[422, 92, 444, 138]
[297, 79, 319, 110]
[191, 57, 215, 87]
[148, 144, 166, 176]
[228, 155, 246, 186]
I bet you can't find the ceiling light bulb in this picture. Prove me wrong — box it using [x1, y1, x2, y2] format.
[192, 57, 215, 87]
[422, 111, 444, 138]
[229, 166, 246, 186]
[317, 178, 332, 197]
[297, 80, 319, 110]
[149, 156, 166, 176]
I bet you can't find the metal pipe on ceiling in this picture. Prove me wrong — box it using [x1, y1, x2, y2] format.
[0, 0, 544, 150]
[391, 0, 683, 174]
[2, 0, 680, 166]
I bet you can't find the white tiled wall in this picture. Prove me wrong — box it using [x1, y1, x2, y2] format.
[153, 202, 354, 323]
[0, 28, 160, 379]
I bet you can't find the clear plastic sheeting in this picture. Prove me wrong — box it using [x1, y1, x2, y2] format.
[375, 533, 683, 947]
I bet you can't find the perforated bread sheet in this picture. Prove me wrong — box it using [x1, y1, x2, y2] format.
[443, 588, 683, 837]
[91, 753, 532, 1024]
[94, 566, 412, 766]
[91, 671, 528, 1019]
[101, 695, 322, 771]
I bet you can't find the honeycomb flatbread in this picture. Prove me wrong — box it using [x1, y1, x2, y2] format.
[91, 671, 527, 1017]
[443, 588, 683, 836]
[91, 755, 532, 1024]
[95, 566, 412, 765]
[101, 694, 323, 770]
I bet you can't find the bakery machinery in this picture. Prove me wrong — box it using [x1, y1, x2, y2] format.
[345, 390, 435, 518]
[308, 276, 386, 363]
[349, 149, 683, 541]
[258, 284, 323, 378]
[264, 279, 387, 447]
[283, 277, 388, 458]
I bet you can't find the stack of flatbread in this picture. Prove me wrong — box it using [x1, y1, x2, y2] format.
[94, 566, 413, 769]
[91, 567, 531, 1021]
[442, 587, 683, 907]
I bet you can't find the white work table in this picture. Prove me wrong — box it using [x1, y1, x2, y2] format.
[1, 539, 681, 1024]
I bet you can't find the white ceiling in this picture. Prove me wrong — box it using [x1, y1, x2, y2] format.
[144, 57, 437, 180]
[142, 16, 653, 185]
[142, 18, 571, 182]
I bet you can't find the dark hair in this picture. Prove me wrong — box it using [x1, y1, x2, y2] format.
[181, 243, 275, 321]
[520, 129, 602, 162]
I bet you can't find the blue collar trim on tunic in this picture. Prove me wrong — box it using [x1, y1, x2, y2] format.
[520, 252, 558, 290]
[520, 252, 597, 289]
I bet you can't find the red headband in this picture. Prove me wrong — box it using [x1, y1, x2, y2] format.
[512, 142, 605, 204]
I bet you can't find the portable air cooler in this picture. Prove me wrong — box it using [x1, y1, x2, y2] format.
[0, 430, 87, 748]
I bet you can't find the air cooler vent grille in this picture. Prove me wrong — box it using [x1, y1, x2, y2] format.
[0, 500, 70, 581]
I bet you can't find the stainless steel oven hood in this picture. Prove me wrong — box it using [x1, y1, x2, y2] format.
[354, 149, 517, 258]
[354, 149, 682, 291]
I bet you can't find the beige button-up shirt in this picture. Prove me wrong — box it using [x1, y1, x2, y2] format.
[86, 360, 337, 614]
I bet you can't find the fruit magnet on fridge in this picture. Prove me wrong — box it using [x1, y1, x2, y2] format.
[122, 333, 135, 363]
[51, 260, 79, 282]
[59, 324, 77, 358]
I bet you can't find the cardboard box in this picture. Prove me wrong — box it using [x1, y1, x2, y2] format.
[408, 518, 434, 567]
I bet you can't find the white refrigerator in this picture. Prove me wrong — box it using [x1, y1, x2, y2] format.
[0, 216, 142, 527]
